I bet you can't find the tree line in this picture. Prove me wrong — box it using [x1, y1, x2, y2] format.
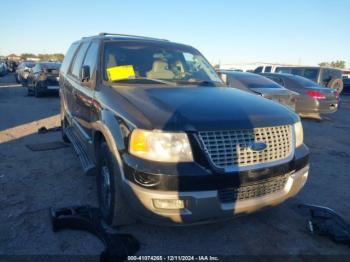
[19, 53, 65, 61]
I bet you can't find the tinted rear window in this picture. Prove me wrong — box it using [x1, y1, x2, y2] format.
[24, 62, 36, 68]
[40, 63, 61, 69]
[290, 75, 320, 88]
[303, 68, 319, 81]
[231, 74, 282, 89]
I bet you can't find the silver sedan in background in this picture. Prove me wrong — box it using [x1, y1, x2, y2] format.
[217, 70, 299, 112]
[262, 73, 339, 117]
[15, 61, 36, 84]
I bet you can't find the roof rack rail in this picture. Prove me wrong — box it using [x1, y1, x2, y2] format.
[98, 32, 169, 41]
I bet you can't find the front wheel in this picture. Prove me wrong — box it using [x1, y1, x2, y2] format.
[34, 83, 42, 97]
[96, 142, 134, 227]
[61, 117, 70, 143]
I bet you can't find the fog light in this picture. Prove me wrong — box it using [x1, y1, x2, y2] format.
[153, 199, 185, 209]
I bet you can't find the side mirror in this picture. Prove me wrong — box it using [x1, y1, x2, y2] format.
[81, 65, 90, 82]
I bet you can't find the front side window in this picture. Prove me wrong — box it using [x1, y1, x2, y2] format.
[103, 41, 223, 86]
[82, 41, 99, 80]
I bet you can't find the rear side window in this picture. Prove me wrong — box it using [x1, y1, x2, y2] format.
[70, 42, 90, 79]
[291, 68, 303, 76]
[303, 68, 319, 81]
[264, 66, 272, 73]
[275, 67, 291, 73]
[61, 43, 79, 74]
[321, 69, 342, 82]
[82, 41, 99, 80]
[268, 76, 285, 86]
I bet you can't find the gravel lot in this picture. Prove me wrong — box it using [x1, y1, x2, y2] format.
[0, 73, 350, 259]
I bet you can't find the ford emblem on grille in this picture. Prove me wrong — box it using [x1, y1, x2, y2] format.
[249, 142, 267, 152]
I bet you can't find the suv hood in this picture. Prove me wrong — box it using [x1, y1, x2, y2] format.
[114, 86, 299, 131]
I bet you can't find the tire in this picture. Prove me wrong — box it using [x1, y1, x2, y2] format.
[61, 118, 70, 143]
[96, 142, 134, 227]
[27, 87, 33, 96]
[34, 83, 42, 97]
[15, 74, 20, 83]
[327, 78, 344, 94]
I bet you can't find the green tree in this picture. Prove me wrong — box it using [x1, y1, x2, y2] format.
[20, 53, 37, 60]
[319, 60, 346, 69]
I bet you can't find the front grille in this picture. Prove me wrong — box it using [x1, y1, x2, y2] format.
[218, 174, 289, 202]
[198, 125, 293, 169]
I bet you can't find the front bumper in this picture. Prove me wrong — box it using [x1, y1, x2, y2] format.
[121, 164, 309, 225]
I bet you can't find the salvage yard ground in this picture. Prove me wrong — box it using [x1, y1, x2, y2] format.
[0, 73, 350, 258]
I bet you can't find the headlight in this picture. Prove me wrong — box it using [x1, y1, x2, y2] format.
[129, 129, 193, 162]
[294, 121, 303, 148]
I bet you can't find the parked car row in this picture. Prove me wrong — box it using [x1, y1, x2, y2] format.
[217, 70, 339, 117]
[26, 62, 61, 97]
[253, 66, 344, 94]
[13, 60, 61, 97]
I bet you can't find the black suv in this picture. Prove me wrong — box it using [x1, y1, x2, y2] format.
[60, 33, 309, 226]
[274, 66, 344, 94]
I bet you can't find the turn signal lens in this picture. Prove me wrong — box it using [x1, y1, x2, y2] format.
[153, 199, 185, 210]
[130, 129, 148, 152]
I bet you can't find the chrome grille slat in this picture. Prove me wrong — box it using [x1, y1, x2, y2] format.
[199, 125, 293, 169]
[218, 174, 289, 202]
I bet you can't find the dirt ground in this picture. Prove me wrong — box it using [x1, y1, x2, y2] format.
[1, 73, 350, 260]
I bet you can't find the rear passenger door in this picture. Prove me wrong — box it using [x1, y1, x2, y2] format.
[67, 40, 99, 151]
[73, 40, 100, 144]
[60, 42, 80, 119]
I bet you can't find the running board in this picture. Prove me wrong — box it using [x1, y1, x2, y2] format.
[66, 127, 96, 176]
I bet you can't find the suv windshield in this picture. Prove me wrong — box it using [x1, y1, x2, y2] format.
[103, 41, 223, 86]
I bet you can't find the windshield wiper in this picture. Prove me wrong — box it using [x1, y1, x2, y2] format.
[175, 80, 219, 87]
[111, 77, 176, 86]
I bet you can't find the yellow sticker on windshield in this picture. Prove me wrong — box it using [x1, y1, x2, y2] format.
[107, 65, 135, 81]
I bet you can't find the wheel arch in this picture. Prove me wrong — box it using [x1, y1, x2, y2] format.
[91, 110, 132, 179]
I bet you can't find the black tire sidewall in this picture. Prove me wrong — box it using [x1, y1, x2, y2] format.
[61, 118, 70, 143]
[34, 83, 42, 97]
[96, 142, 118, 224]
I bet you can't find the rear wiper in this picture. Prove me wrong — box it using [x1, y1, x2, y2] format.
[111, 77, 176, 86]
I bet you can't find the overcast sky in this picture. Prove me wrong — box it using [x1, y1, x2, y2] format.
[1, 0, 349, 67]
